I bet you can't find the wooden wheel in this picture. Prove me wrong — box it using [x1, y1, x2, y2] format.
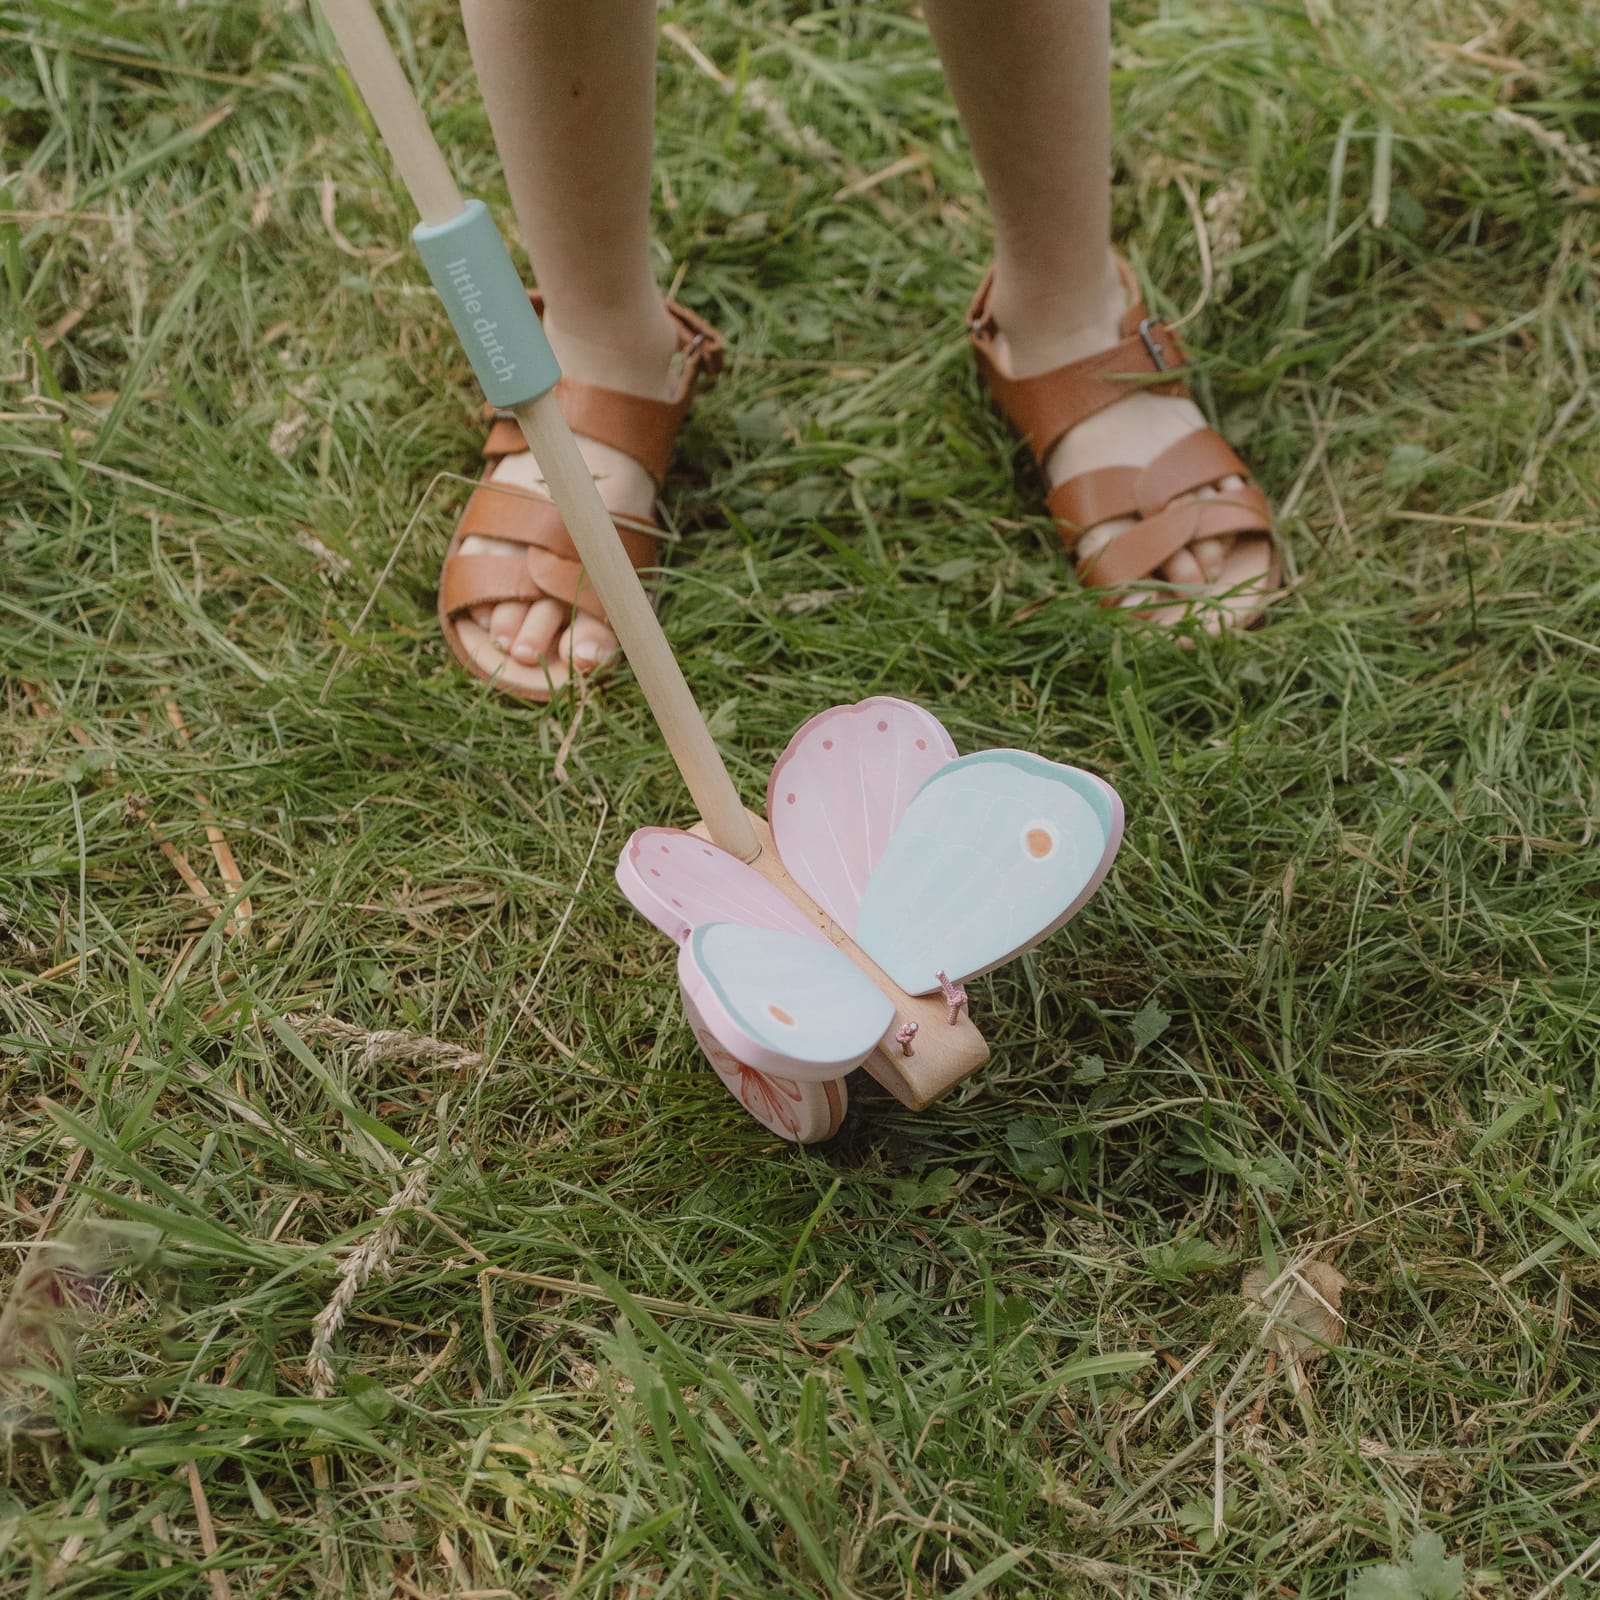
[682, 990, 847, 1144]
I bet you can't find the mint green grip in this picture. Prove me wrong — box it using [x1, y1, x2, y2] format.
[412, 199, 560, 406]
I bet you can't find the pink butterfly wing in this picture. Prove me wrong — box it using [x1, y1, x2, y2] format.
[766, 697, 958, 933]
[618, 829, 872, 1132]
[615, 827, 822, 947]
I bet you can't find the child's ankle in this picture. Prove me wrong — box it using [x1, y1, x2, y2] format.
[540, 294, 681, 401]
[987, 251, 1124, 378]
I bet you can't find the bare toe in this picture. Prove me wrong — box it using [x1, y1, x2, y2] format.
[488, 598, 530, 651]
[509, 597, 566, 667]
[561, 615, 621, 674]
[1187, 475, 1248, 582]
[1183, 539, 1229, 584]
[1162, 545, 1208, 588]
[1164, 533, 1236, 588]
[1210, 536, 1279, 630]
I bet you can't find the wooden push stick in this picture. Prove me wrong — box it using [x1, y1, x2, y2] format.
[316, 0, 759, 863]
[689, 812, 991, 1110]
[317, 0, 463, 228]
[511, 399, 759, 860]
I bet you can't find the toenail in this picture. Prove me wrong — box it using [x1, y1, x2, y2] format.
[493, 635, 511, 652]
[511, 643, 540, 663]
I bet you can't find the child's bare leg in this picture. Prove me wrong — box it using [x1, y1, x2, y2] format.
[924, 0, 1268, 625]
[460, 0, 678, 673]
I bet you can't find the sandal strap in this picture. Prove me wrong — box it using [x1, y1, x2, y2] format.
[1052, 430, 1271, 585]
[482, 415, 528, 459]
[447, 482, 659, 629]
[967, 264, 1188, 466]
[1079, 489, 1272, 594]
[525, 548, 612, 625]
[457, 481, 658, 566]
[1048, 429, 1253, 540]
[480, 295, 724, 483]
[441, 538, 634, 627]
[439, 549, 550, 617]
[553, 383, 688, 486]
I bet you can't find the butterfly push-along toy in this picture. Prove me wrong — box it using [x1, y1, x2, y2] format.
[316, 0, 1125, 1142]
[618, 698, 1122, 1141]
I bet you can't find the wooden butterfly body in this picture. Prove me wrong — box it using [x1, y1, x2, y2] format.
[618, 698, 1124, 1142]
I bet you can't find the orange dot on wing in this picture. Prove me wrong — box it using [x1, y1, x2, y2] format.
[768, 1004, 796, 1026]
[1025, 827, 1054, 859]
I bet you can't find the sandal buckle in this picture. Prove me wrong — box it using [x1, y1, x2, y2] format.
[680, 325, 725, 382]
[682, 331, 709, 389]
[1138, 317, 1170, 372]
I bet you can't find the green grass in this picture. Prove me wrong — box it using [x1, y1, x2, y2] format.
[3, 0, 1599, 1594]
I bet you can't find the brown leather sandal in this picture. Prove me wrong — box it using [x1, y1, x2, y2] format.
[438, 294, 725, 702]
[967, 261, 1280, 627]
